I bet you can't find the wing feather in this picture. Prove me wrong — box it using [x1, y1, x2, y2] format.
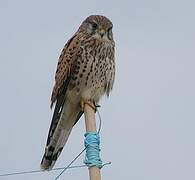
[41, 33, 84, 170]
[47, 32, 84, 145]
[50, 33, 82, 108]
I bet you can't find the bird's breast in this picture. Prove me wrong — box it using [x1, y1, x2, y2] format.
[69, 41, 115, 102]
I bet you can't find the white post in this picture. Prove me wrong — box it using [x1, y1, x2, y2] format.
[84, 102, 101, 180]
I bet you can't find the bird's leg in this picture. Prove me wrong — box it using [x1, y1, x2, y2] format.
[80, 99, 96, 112]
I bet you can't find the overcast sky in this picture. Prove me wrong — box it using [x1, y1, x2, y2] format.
[0, 0, 195, 179]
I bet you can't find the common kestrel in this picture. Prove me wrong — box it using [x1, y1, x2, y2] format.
[41, 15, 115, 170]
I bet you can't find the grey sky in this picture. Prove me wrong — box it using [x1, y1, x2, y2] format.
[0, 0, 195, 179]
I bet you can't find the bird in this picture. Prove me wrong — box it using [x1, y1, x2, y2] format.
[40, 15, 115, 170]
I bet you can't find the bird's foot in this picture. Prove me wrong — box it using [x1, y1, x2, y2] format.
[80, 99, 100, 112]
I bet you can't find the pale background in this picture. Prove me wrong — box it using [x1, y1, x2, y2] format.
[0, 0, 195, 179]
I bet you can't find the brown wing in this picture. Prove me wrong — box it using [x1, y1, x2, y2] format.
[44, 33, 83, 148]
[50, 33, 82, 108]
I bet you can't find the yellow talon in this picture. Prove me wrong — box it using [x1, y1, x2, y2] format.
[80, 99, 85, 111]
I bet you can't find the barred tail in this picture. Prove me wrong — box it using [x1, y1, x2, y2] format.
[41, 99, 82, 170]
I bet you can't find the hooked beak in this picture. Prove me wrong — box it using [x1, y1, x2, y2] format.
[98, 27, 106, 38]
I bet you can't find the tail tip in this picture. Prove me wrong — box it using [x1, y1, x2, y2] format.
[40, 157, 53, 171]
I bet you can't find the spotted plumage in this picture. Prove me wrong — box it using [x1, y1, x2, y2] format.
[41, 15, 115, 170]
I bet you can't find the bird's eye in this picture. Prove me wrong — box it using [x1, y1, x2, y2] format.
[107, 27, 113, 40]
[91, 22, 98, 30]
[108, 27, 112, 32]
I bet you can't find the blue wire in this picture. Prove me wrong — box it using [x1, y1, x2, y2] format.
[84, 132, 102, 168]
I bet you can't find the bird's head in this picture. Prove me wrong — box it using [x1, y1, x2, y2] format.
[79, 15, 114, 42]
